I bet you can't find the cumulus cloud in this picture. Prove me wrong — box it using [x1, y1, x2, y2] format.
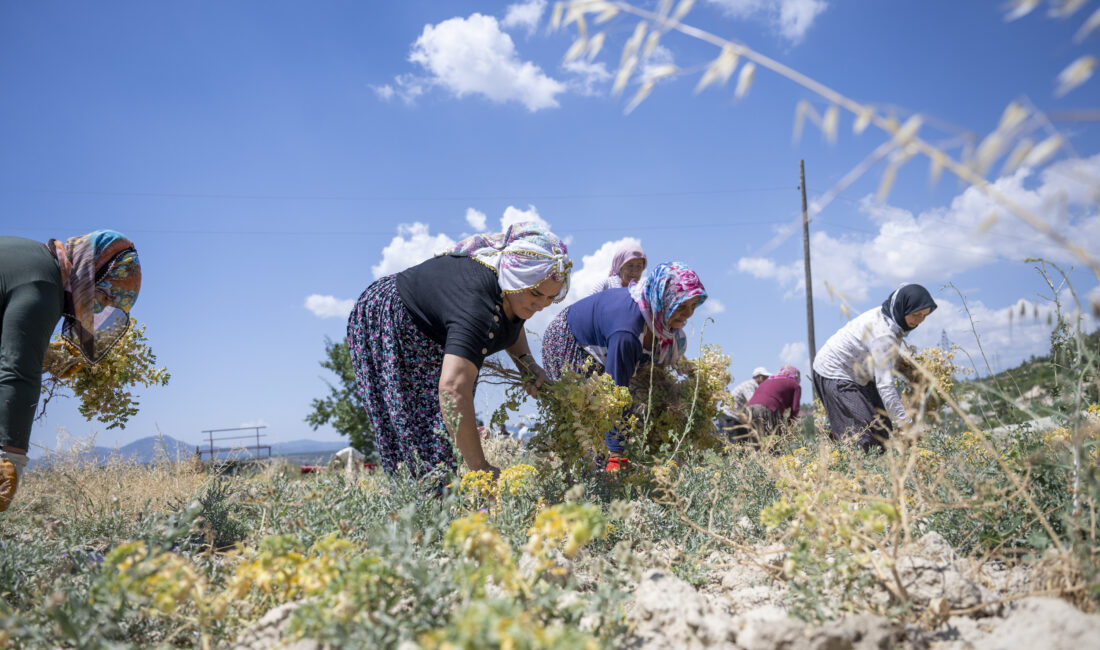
[371, 73, 429, 105]
[907, 292, 1098, 375]
[399, 13, 565, 111]
[704, 0, 828, 43]
[371, 222, 456, 279]
[779, 341, 809, 369]
[738, 155, 1100, 303]
[563, 59, 612, 95]
[501, 204, 550, 230]
[304, 294, 355, 319]
[465, 207, 488, 231]
[702, 298, 726, 316]
[501, 0, 547, 34]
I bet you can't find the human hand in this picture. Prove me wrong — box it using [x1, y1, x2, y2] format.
[523, 364, 549, 397]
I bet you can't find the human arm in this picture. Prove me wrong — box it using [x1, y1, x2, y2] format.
[789, 382, 802, 420]
[506, 330, 547, 397]
[869, 334, 909, 424]
[439, 353, 496, 476]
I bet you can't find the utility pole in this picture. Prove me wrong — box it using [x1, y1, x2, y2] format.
[799, 160, 818, 380]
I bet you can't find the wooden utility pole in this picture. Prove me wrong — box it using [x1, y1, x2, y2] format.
[799, 160, 817, 373]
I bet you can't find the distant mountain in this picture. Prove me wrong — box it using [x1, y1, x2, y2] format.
[28, 435, 349, 468]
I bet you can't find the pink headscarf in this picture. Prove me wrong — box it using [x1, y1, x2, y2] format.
[608, 242, 646, 277]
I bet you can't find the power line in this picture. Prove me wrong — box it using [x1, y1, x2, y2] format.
[11, 219, 793, 237]
[0, 185, 797, 202]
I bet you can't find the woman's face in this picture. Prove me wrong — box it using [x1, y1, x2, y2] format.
[667, 297, 700, 330]
[905, 307, 932, 329]
[618, 258, 646, 285]
[503, 278, 565, 320]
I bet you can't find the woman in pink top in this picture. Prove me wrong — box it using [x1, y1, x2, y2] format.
[745, 365, 802, 440]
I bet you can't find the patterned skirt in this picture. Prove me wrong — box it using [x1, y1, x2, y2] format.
[540, 307, 603, 381]
[347, 275, 454, 477]
[812, 371, 893, 452]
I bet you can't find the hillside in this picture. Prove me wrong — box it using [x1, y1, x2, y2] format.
[956, 327, 1099, 428]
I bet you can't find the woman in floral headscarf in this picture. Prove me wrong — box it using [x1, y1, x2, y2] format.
[347, 221, 571, 479]
[586, 241, 646, 296]
[0, 230, 141, 511]
[541, 261, 706, 470]
[744, 365, 802, 441]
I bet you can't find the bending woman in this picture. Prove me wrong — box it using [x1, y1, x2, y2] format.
[745, 365, 802, 441]
[542, 261, 706, 469]
[811, 284, 937, 451]
[586, 241, 646, 296]
[1, 231, 141, 511]
[347, 222, 571, 479]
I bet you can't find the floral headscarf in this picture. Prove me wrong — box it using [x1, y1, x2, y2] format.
[628, 261, 707, 365]
[609, 242, 646, 277]
[48, 230, 141, 363]
[443, 221, 572, 301]
[774, 365, 801, 382]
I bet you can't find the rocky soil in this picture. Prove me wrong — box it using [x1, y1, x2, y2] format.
[228, 532, 1100, 649]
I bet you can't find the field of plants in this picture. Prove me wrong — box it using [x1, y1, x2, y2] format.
[2, 316, 1099, 648]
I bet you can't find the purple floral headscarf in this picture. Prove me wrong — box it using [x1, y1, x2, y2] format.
[443, 221, 572, 301]
[628, 261, 707, 365]
[774, 365, 801, 382]
[609, 242, 646, 277]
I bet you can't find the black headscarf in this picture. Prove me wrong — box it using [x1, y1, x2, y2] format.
[881, 283, 937, 333]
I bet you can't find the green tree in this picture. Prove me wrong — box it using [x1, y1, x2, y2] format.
[305, 337, 375, 458]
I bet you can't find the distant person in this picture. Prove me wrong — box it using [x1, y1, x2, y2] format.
[812, 284, 937, 451]
[542, 261, 706, 470]
[717, 367, 769, 443]
[586, 242, 646, 296]
[347, 222, 570, 480]
[745, 365, 802, 440]
[1, 231, 142, 511]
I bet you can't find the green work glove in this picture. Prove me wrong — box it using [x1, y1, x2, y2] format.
[0, 450, 29, 512]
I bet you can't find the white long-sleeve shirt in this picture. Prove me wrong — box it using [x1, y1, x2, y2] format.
[730, 378, 759, 410]
[812, 307, 910, 424]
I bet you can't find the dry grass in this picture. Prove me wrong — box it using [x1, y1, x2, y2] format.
[16, 433, 206, 522]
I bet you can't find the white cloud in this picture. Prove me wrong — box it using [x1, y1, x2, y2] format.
[501, 0, 547, 34]
[639, 44, 676, 84]
[907, 293, 1098, 375]
[371, 84, 395, 101]
[371, 74, 429, 105]
[500, 204, 550, 230]
[237, 419, 268, 429]
[371, 222, 456, 279]
[779, 341, 809, 369]
[702, 298, 726, 315]
[304, 294, 355, 319]
[465, 207, 488, 231]
[563, 59, 611, 96]
[738, 155, 1100, 304]
[704, 0, 828, 43]
[404, 13, 565, 111]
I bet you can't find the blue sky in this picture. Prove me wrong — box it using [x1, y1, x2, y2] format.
[2, 0, 1098, 453]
